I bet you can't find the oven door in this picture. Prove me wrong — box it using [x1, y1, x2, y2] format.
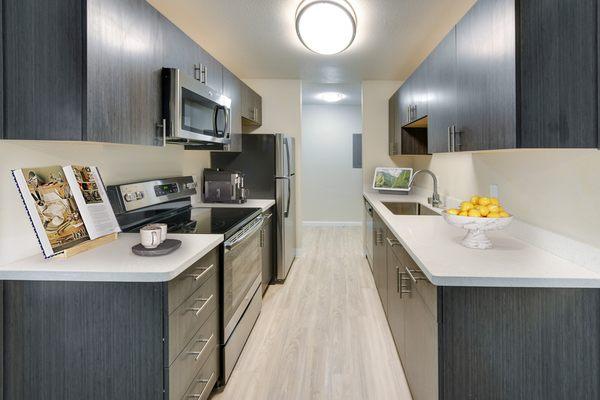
[222, 216, 263, 341]
[163, 68, 231, 144]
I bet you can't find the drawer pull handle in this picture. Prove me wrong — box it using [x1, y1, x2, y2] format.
[187, 264, 215, 281]
[386, 237, 400, 247]
[187, 372, 215, 399]
[186, 333, 214, 361]
[404, 266, 426, 283]
[185, 294, 214, 316]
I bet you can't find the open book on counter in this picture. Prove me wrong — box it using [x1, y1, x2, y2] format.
[12, 165, 121, 258]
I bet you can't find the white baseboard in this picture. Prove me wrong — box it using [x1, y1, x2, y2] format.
[302, 221, 362, 227]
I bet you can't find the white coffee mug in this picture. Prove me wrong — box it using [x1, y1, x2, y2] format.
[146, 223, 167, 243]
[140, 226, 162, 249]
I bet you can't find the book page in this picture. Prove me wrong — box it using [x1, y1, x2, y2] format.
[63, 166, 121, 240]
[12, 166, 90, 258]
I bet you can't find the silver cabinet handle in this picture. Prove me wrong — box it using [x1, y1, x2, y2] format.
[375, 230, 384, 245]
[386, 237, 400, 247]
[186, 333, 214, 361]
[447, 126, 452, 152]
[187, 264, 214, 281]
[452, 125, 460, 151]
[185, 294, 214, 316]
[405, 266, 427, 283]
[398, 269, 411, 298]
[187, 371, 215, 399]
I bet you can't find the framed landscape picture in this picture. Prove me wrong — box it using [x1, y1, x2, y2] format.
[372, 167, 413, 192]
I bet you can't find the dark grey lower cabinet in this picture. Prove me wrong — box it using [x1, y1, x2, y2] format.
[372, 213, 388, 313]
[375, 215, 600, 399]
[2, 249, 220, 400]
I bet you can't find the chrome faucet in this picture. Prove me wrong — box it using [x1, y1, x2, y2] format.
[408, 169, 442, 208]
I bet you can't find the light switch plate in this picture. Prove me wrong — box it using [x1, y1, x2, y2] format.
[490, 184, 499, 198]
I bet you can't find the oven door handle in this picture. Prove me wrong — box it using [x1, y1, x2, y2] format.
[224, 217, 263, 250]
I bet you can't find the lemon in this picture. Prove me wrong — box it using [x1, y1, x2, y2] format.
[460, 201, 474, 212]
[478, 197, 491, 206]
[499, 211, 510, 218]
[446, 208, 459, 215]
[497, 206, 505, 213]
[487, 212, 501, 218]
[488, 204, 500, 213]
[458, 211, 468, 217]
[468, 209, 482, 218]
[470, 196, 480, 205]
[479, 206, 490, 217]
[490, 197, 500, 205]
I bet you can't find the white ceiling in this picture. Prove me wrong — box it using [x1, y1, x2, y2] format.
[148, 0, 475, 83]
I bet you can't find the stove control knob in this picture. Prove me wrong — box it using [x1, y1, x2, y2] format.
[124, 192, 135, 202]
[135, 191, 144, 200]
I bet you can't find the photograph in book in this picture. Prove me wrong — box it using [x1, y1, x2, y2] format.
[63, 165, 121, 240]
[13, 166, 89, 256]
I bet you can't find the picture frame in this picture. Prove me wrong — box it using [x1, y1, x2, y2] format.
[372, 167, 413, 192]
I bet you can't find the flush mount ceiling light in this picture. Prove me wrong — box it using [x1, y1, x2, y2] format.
[316, 92, 346, 102]
[295, 0, 357, 55]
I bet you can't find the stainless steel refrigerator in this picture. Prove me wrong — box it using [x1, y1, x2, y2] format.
[211, 133, 297, 281]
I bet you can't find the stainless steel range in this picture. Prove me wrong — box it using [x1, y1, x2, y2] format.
[106, 176, 263, 385]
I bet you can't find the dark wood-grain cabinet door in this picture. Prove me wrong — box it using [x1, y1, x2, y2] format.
[199, 48, 223, 92]
[162, 17, 203, 79]
[427, 28, 457, 153]
[386, 243, 406, 361]
[86, 0, 164, 146]
[412, 60, 429, 121]
[456, 0, 516, 151]
[389, 90, 400, 155]
[3, 0, 84, 141]
[372, 212, 387, 313]
[223, 68, 242, 130]
[399, 79, 413, 127]
[519, 0, 598, 148]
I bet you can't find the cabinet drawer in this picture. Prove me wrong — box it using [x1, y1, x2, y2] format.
[182, 348, 219, 400]
[169, 311, 218, 399]
[398, 245, 437, 319]
[168, 274, 218, 364]
[168, 249, 218, 314]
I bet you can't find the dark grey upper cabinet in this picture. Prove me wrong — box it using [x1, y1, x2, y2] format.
[162, 18, 203, 79]
[519, 0, 598, 148]
[3, 0, 85, 141]
[411, 60, 429, 121]
[456, 0, 516, 151]
[398, 78, 413, 127]
[241, 83, 262, 127]
[223, 67, 243, 152]
[200, 48, 223, 93]
[388, 90, 401, 155]
[427, 28, 457, 154]
[86, 0, 164, 146]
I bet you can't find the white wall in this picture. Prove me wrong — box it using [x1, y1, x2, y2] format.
[411, 150, 600, 249]
[242, 79, 304, 249]
[302, 105, 363, 224]
[0, 141, 209, 265]
[361, 81, 413, 186]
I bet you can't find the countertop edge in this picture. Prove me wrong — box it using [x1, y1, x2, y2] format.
[363, 191, 600, 289]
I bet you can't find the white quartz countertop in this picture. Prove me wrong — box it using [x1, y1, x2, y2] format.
[0, 233, 223, 282]
[364, 190, 600, 288]
[192, 199, 275, 212]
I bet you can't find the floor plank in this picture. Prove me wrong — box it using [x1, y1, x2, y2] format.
[212, 226, 413, 400]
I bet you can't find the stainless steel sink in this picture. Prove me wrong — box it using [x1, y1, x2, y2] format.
[382, 202, 439, 216]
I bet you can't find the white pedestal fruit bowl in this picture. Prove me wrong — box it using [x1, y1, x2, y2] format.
[442, 211, 513, 250]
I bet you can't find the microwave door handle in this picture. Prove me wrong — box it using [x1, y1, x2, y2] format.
[213, 106, 220, 137]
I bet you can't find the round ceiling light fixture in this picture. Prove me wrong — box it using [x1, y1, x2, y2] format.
[295, 0, 357, 55]
[316, 92, 346, 103]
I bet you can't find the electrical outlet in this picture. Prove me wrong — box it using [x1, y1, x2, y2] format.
[490, 184, 499, 198]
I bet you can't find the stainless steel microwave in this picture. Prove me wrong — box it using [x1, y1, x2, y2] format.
[161, 68, 231, 145]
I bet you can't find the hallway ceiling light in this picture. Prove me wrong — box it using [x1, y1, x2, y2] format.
[316, 92, 346, 102]
[295, 0, 357, 55]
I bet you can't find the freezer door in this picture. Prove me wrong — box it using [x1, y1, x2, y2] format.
[285, 136, 295, 176]
[275, 175, 296, 281]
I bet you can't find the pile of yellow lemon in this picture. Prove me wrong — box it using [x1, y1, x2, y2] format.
[446, 196, 511, 218]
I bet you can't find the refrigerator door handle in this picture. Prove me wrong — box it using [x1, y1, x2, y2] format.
[274, 176, 291, 217]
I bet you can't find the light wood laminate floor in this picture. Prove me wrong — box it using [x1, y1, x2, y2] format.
[212, 226, 412, 400]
